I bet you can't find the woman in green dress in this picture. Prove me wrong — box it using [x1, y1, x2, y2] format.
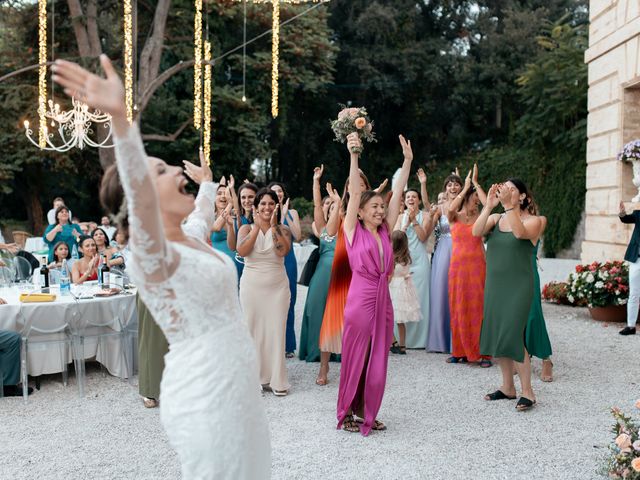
[525, 214, 553, 382]
[299, 166, 341, 383]
[473, 179, 544, 411]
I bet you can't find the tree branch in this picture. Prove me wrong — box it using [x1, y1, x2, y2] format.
[138, 59, 195, 115]
[141, 117, 192, 142]
[66, 0, 91, 58]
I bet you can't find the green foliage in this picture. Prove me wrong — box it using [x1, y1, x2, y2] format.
[290, 197, 314, 219]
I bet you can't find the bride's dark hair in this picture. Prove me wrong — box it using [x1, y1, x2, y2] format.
[100, 164, 129, 236]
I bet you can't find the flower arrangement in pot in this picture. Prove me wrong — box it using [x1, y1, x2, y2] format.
[566, 261, 629, 321]
[541, 281, 571, 305]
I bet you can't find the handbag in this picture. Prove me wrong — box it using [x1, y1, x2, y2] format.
[298, 246, 320, 286]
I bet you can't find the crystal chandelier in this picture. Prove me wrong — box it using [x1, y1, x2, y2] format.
[24, 98, 113, 152]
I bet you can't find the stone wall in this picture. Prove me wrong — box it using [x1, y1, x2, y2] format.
[582, 0, 640, 261]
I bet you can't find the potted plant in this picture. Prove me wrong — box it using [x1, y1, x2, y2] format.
[541, 281, 572, 305]
[566, 261, 629, 322]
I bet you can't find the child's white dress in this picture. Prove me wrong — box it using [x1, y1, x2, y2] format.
[389, 262, 422, 323]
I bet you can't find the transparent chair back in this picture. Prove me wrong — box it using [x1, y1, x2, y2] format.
[13, 256, 33, 282]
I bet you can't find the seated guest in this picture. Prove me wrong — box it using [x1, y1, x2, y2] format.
[78, 222, 90, 235]
[100, 216, 116, 241]
[88, 221, 98, 233]
[47, 241, 71, 269]
[0, 317, 33, 396]
[46, 197, 73, 225]
[91, 228, 124, 270]
[71, 236, 99, 284]
[0, 242, 19, 254]
[43, 206, 82, 263]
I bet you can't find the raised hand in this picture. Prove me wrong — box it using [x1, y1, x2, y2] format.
[183, 148, 213, 185]
[399, 135, 413, 162]
[51, 55, 126, 119]
[619, 201, 627, 216]
[326, 182, 341, 203]
[313, 165, 324, 182]
[270, 204, 281, 228]
[472, 163, 478, 185]
[417, 168, 427, 185]
[374, 178, 389, 193]
[464, 170, 472, 190]
[454, 167, 460, 177]
[486, 184, 500, 209]
[281, 199, 290, 223]
[347, 133, 362, 154]
[219, 175, 227, 186]
[497, 184, 514, 209]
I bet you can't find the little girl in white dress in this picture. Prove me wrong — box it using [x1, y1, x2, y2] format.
[390, 230, 422, 354]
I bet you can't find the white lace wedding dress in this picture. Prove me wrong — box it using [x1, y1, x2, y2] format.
[114, 125, 271, 479]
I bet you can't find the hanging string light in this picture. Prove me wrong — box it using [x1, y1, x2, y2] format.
[233, 0, 329, 119]
[203, 40, 212, 166]
[38, 0, 47, 147]
[193, 0, 203, 130]
[124, 0, 134, 124]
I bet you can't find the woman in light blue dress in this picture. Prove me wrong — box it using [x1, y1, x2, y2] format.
[393, 188, 436, 349]
[426, 174, 463, 352]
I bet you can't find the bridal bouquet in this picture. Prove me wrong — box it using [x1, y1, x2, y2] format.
[330, 105, 376, 154]
[600, 404, 640, 479]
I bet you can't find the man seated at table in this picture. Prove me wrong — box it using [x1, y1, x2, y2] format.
[47, 197, 73, 226]
[0, 300, 33, 396]
[100, 216, 116, 242]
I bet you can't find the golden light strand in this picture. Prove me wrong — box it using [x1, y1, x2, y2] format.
[124, 0, 133, 124]
[271, 0, 279, 118]
[38, 0, 47, 147]
[203, 41, 212, 166]
[193, 0, 203, 130]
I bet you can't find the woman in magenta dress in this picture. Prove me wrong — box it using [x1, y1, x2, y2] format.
[337, 132, 414, 436]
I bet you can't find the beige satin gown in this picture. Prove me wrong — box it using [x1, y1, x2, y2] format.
[239, 227, 291, 392]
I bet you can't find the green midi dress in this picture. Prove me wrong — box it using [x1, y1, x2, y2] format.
[480, 223, 535, 363]
[137, 296, 168, 400]
[525, 242, 553, 359]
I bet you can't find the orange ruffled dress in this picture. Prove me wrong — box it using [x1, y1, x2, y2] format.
[319, 222, 351, 354]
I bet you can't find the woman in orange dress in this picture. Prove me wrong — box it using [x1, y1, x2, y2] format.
[316, 172, 373, 385]
[446, 165, 491, 367]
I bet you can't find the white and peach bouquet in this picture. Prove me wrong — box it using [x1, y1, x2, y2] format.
[601, 403, 640, 479]
[330, 105, 376, 154]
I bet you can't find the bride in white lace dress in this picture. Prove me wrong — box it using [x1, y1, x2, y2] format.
[52, 56, 271, 479]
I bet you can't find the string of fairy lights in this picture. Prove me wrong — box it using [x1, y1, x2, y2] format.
[193, 0, 203, 131]
[203, 40, 213, 165]
[37, 0, 47, 147]
[124, 0, 134, 124]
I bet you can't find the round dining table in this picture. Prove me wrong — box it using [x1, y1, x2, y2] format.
[0, 282, 138, 378]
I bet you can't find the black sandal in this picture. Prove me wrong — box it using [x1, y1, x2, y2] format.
[342, 415, 360, 433]
[390, 341, 401, 354]
[516, 397, 536, 411]
[484, 390, 516, 401]
[399, 346, 407, 355]
[446, 356, 467, 364]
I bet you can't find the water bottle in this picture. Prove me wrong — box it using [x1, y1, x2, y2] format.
[60, 259, 70, 296]
[71, 242, 79, 260]
[97, 255, 104, 288]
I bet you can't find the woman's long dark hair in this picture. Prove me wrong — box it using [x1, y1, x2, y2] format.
[52, 241, 70, 263]
[391, 230, 412, 266]
[267, 181, 289, 204]
[238, 182, 258, 224]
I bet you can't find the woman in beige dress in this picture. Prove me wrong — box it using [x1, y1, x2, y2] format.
[237, 188, 292, 396]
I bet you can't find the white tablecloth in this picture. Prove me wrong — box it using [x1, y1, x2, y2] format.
[0, 284, 137, 378]
[293, 243, 318, 281]
[24, 237, 46, 253]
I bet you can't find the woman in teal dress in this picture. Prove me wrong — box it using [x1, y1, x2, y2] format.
[525, 214, 553, 382]
[209, 183, 235, 263]
[43, 206, 83, 263]
[473, 179, 544, 411]
[226, 182, 258, 279]
[299, 166, 341, 372]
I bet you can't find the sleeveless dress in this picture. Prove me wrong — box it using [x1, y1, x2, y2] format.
[283, 213, 298, 353]
[319, 219, 351, 354]
[426, 214, 452, 352]
[210, 227, 235, 263]
[299, 230, 337, 362]
[398, 211, 430, 347]
[115, 125, 270, 479]
[232, 216, 251, 279]
[448, 222, 487, 362]
[480, 220, 535, 362]
[525, 241, 553, 359]
[389, 262, 421, 323]
[337, 222, 394, 437]
[239, 227, 291, 392]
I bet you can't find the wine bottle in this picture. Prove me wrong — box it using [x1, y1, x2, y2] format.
[99, 254, 110, 288]
[40, 256, 50, 293]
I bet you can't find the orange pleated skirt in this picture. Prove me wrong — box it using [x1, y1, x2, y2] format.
[318, 225, 352, 354]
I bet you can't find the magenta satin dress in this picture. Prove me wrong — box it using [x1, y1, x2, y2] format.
[336, 221, 394, 436]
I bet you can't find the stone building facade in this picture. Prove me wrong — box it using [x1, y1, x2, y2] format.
[583, 0, 640, 261]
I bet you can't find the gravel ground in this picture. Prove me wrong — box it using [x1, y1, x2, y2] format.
[1, 286, 638, 480]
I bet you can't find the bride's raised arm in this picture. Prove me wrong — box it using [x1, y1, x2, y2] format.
[52, 55, 176, 284]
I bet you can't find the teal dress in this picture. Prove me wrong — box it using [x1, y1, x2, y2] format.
[210, 228, 235, 263]
[43, 223, 83, 263]
[525, 242, 553, 359]
[299, 231, 336, 362]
